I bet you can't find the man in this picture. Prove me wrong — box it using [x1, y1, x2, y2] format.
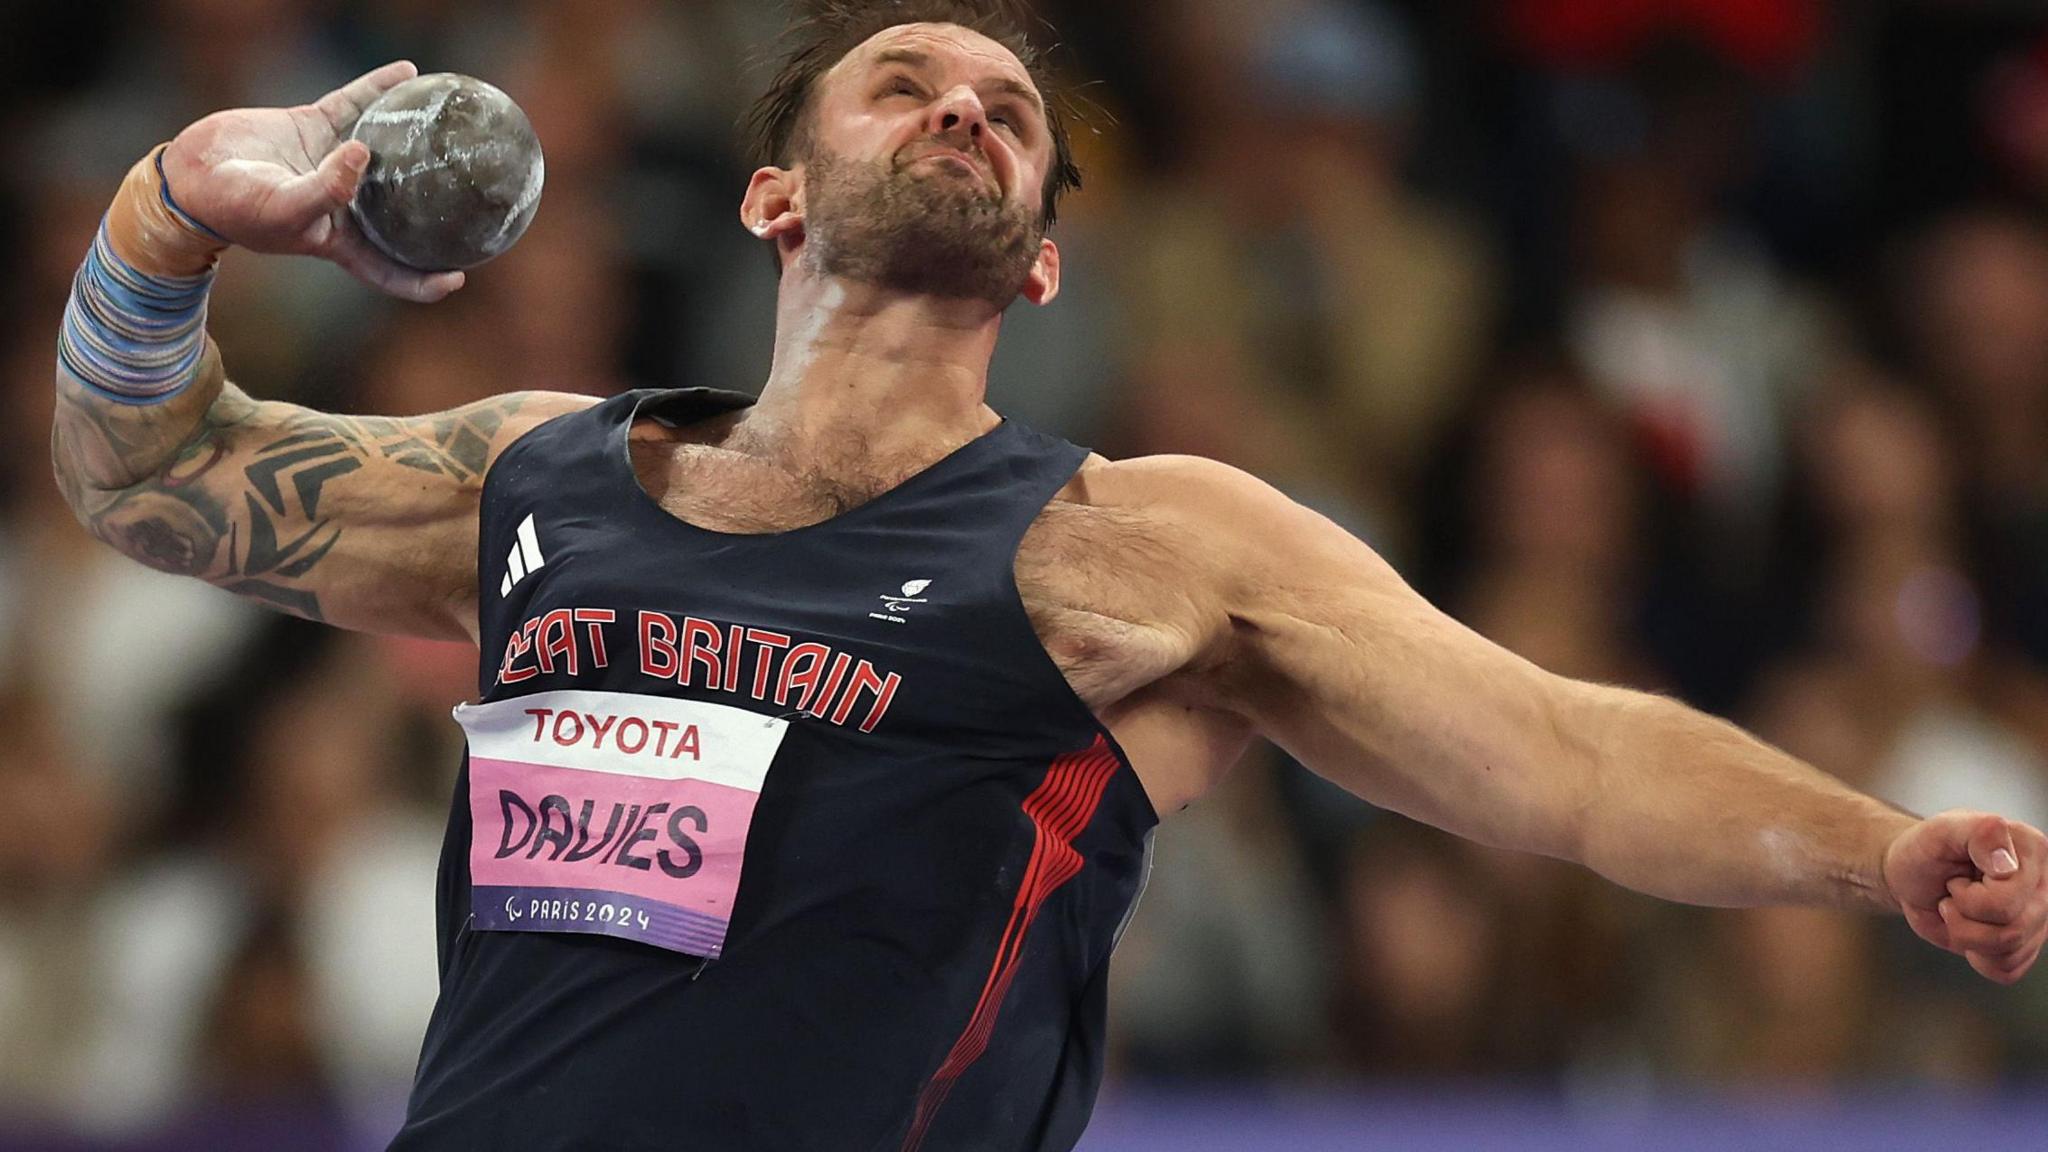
[49, 1, 2048, 1149]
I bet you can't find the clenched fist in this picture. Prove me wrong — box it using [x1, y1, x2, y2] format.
[1885, 810, 2048, 984]
[157, 60, 464, 303]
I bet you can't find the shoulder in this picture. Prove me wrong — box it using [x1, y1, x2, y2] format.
[1063, 452, 1288, 510]
[475, 389, 607, 469]
[485, 389, 606, 438]
[1054, 453, 1390, 631]
[1063, 453, 1347, 560]
[503, 390, 607, 422]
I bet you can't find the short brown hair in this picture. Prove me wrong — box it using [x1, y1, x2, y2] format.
[742, 0, 1082, 229]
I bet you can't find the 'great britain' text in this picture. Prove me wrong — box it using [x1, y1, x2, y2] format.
[497, 607, 902, 733]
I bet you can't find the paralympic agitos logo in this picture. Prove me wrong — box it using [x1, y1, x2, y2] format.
[494, 793, 707, 879]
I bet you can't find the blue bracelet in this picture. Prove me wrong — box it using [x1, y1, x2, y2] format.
[57, 218, 215, 405]
[154, 146, 228, 243]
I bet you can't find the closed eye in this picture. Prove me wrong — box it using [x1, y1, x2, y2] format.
[990, 102, 1036, 138]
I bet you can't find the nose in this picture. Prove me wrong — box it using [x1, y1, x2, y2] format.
[926, 85, 987, 145]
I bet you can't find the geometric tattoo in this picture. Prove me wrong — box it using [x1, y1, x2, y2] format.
[54, 375, 530, 625]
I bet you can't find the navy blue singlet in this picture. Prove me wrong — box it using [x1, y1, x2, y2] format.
[390, 388, 1158, 1152]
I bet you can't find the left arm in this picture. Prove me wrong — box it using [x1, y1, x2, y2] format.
[1145, 455, 2047, 981]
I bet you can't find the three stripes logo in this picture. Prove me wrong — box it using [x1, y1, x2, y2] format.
[499, 514, 546, 598]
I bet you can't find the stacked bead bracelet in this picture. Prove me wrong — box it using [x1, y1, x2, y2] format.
[56, 147, 222, 405]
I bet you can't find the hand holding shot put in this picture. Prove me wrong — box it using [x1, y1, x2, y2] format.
[54, 58, 577, 638]
[153, 60, 469, 301]
[44, 5, 2048, 1149]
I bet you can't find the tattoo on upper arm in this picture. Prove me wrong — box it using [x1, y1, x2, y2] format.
[57, 387, 531, 624]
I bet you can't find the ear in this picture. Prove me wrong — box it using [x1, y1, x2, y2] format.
[1019, 236, 1061, 306]
[741, 167, 806, 244]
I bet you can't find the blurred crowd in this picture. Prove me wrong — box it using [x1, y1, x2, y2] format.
[5, 0, 2048, 1142]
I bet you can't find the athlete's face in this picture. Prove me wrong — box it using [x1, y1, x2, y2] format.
[745, 23, 1062, 308]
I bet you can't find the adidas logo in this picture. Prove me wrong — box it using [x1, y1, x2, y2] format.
[499, 514, 546, 598]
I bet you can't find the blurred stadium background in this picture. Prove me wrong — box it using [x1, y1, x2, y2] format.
[6, 0, 2048, 1148]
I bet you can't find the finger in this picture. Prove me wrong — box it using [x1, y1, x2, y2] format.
[1994, 933, 2047, 977]
[1966, 815, 2022, 880]
[326, 224, 465, 303]
[2013, 821, 2048, 866]
[1966, 947, 2015, 983]
[1903, 902, 1951, 950]
[313, 60, 420, 134]
[2001, 935, 2046, 979]
[270, 141, 371, 225]
[1945, 873, 2029, 926]
[1966, 950, 2028, 985]
[1939, 897, 2028, 957]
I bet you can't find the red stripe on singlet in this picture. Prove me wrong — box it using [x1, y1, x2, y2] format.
[898, 736, 1122, 1152]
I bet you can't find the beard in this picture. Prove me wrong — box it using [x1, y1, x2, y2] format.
[799, 146, 1042, 306]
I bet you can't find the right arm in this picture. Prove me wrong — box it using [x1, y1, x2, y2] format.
[1136, 455, 2046, 982]
[51, 62, 595, 641]
[54, 363, 587, 639]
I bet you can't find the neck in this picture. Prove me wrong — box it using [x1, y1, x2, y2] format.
[750, 268, 1005, 460]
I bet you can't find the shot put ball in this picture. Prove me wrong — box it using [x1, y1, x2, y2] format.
[346, 72, 544, 272]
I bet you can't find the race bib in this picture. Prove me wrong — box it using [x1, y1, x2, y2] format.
[456, 689, 787, 958]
